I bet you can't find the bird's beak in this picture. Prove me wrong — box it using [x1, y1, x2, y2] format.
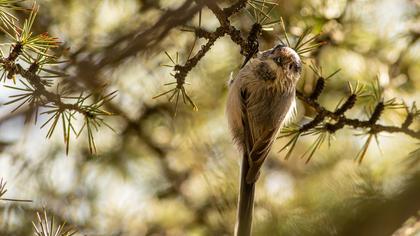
[257, 49, 273, 59]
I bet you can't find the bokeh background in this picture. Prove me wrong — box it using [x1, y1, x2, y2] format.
[0, 0, 419, 235]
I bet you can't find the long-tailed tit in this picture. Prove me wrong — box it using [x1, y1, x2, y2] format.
[226, 44, 302, 183]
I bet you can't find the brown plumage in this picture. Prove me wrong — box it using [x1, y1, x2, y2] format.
[227, 45, 302, 184]
[228, 45, 302, 236]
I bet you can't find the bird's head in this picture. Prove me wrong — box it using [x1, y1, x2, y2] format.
[257, 44, 302, 84]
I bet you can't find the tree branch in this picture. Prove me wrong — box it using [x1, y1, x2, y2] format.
[296, 91, 420, 139]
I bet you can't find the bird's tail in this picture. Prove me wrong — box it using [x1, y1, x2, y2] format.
[235, 152, 256, 236]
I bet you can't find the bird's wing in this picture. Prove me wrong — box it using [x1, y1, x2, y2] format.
[240, 87, 278, 184]
[240, 88, 253, 154]
[245, 127, 277, 183]
[245, 91, 295, 184]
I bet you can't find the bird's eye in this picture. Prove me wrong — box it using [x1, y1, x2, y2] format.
[274, 57, 282, 64]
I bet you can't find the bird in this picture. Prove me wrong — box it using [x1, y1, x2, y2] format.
[227, 44, 302, 236]
[226, 44, 302, 184]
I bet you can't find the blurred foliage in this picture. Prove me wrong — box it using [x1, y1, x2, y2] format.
[0, 0, 419, 236]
